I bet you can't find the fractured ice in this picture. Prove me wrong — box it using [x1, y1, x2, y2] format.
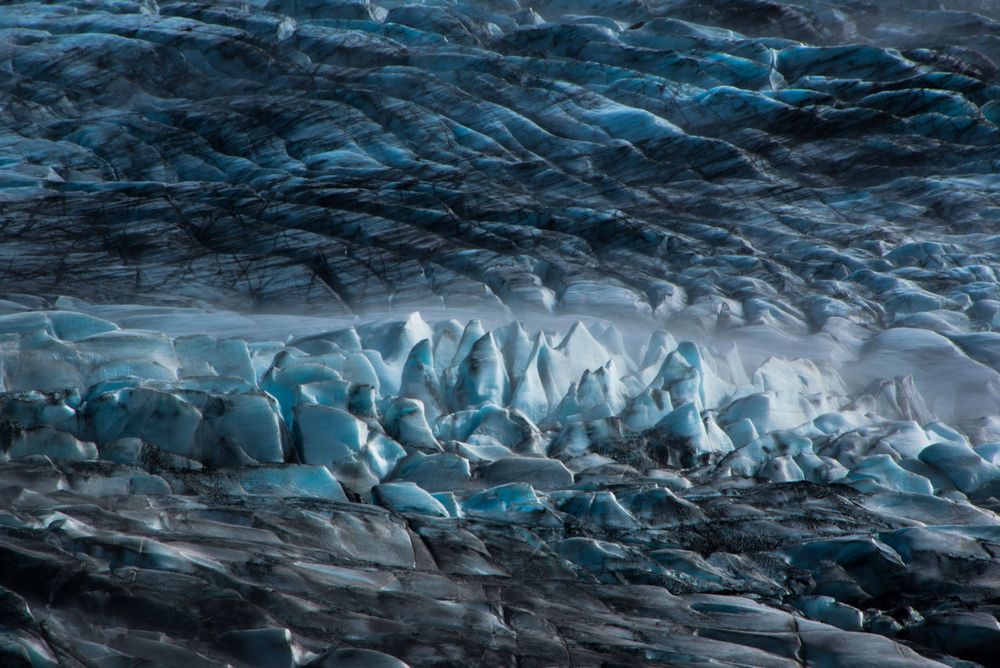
[3, 0, 1000, 664]
[0, 302, 997, 664]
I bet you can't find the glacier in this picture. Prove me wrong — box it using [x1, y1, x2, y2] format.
[2, 305, 1000, 665]
[2, 0, 1000, 665]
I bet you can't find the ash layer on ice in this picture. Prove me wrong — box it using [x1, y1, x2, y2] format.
[3, 0, 1000, 665]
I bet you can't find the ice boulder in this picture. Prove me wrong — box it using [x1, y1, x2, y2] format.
[552, 490, 638, 529]
[918, 442, 1000, 494]
[507, 342, 553, 424]
[872, 421, 933, 459]
[721, 430, 814, 477]
[294, 404, 368, 464]
[388, 452, 471, 492]
[974, 442, 1000, 466]
[383, 398, 441, 452]
[719, 391, 817, 435]
[220, 627, 295, 668]
[618, 486, 705, 527]
[263, 362, 344, 427]
[794, 453, 849, 484]
[293, 404, 380, 492]
[431, 491, 462, 518]
[0, 390, 79, 433]
[83, 387, 202, 459]
[651, 402, 733, 467]
[295, 379, 352, 412]
[365, 433, 407, 480]
[76, 330, 181, 388]
[758, 455, 806, 483]
[462, 482, 548, 518]
[0, 332, 84, 391]
[844, 454, 934, 495]
[8, 425, 97, 461]
[620, 385, 672, 432]
[342, 353, 383, 395]
[175, 335, 256, 385]
[724, 418, 759, 449]
[552, 361, 627, 424]
[437, 405, 544, 455]
[398, 339, 445, 421]
[792, 596, 863, 632]
[0, 310, 118, 341]
[553, 537, 659, 581]
[374, 482, 450, 517]
[480, 456, 573, 490]
[450, 333, 509, 410]
[358, 312, 433, 369]
[648, 351, 702, 412]
[190, 392, 287, 465]
[292, 327, 362, 355]
[236, 465, 348, 501]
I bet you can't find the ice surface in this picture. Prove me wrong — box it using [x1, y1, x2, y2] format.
[4, 0, 1000, 662]
[2, 309, 999, 663]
